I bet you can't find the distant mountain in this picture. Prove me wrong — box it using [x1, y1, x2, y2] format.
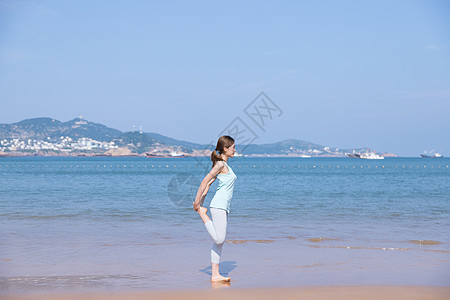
[240, 139, 369, 156]
[0, 117, 122, 141]
[115, 132, 197, 154]
[241, 139, 324, 154]
[0, 117, 377, 156]
[145, 132, 208, 150]
[115, 132, 159, 153]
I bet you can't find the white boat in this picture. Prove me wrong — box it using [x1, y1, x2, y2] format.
[299, 154, 311, 158]
[360, 152, 384, 159]
[170, 151, 185, 157]
[421, 150, 443, 158]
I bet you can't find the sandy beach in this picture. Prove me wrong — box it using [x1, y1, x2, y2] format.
[3, 286, 450, 300]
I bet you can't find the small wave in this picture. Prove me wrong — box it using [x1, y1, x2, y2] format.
[0, 274, 143, 291]
[407, 240, 443, 245]
[3, 214, 85, 220]
[306, 244, 450, 253]
[307, 237, 341, 243]
[100, 243, 175, 247]
[226, 239, 274, 244]
[422, 249, 450, 253]
[307, 245, 410, 251]
[288, 261, 348, 269]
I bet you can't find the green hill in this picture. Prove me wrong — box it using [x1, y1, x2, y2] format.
[0, 117, 122, 141]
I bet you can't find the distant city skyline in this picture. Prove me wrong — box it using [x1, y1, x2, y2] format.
[1, 0, 449, 156]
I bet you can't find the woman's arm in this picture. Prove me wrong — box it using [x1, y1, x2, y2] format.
[201, 177, 216, 204]
[193, 162, 223, 211]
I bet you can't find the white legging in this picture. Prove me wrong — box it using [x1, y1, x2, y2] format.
[204, 207, 228, 264]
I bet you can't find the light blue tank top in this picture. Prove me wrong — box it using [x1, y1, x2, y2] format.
[209, 161, 237, 213]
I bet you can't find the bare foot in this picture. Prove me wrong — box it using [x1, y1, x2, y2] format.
[198, 206, 208, 215]
[198, 206, 211, 224]
[211, 275, 231, 282]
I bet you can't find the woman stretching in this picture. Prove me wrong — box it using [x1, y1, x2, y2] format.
[193, 135, 237, 282]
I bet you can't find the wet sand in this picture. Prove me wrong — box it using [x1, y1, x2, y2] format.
[3, 286, 450, 300]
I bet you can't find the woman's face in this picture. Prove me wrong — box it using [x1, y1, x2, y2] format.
[225, 143, 236, 157]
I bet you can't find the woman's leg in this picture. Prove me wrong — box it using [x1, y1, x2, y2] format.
[198, 207, 227, 245]
[198, 207, 230, 281]
[208, 208, 228, 261]
[209, 208, 230, 281]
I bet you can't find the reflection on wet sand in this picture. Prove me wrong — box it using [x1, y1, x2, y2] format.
[211, 280, 231, 289]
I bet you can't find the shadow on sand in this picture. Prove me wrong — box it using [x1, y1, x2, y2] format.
[199, 260, 237, 277]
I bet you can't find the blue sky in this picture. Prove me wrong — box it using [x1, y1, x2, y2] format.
[1, 0, 449, 156]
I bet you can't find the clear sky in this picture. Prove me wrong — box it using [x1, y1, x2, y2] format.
[1, 0, 449, 156]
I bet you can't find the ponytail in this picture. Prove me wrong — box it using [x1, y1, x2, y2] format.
[211, 135, 235, 168]
[211, 149, 223, 168]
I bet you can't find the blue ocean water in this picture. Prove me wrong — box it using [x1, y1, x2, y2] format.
[0, 157, 449, 292]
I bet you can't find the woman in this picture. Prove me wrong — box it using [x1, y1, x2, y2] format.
[193, 135, 237, 282]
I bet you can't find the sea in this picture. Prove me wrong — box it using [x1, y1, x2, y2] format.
[0, 156, 449, 293]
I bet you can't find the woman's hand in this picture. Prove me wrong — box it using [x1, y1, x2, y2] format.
[193, 201, 200, 212]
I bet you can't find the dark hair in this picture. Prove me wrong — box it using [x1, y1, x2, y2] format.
[211, 135, 235, 168]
